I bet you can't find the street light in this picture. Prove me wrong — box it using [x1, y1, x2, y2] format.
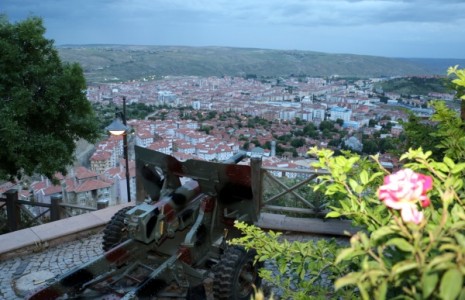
[105, 96, 131, 202]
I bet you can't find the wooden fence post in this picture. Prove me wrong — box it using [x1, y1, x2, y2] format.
[250, 157, 263, 219]
[5, 189, 20, 232]
[50, 194, 62, 221]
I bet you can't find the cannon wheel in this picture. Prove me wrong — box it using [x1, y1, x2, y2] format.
[102, 206, 133, 251]
[213, 246, 262, 300]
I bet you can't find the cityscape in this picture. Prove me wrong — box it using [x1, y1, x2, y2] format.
[2, 0, 465, 296]
[0, 73, 455, 217]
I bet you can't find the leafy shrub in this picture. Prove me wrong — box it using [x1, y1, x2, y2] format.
[231, 66, 465, 300]
[312, 147, 465, 299]
[230, 221, 356, 299]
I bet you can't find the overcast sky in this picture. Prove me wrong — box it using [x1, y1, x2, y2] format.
[2, 0, 465, 59]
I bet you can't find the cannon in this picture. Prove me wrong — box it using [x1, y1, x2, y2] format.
[27, 146, 262, 299]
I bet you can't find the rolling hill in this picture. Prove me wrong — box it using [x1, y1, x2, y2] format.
[56, 45, 465, 83]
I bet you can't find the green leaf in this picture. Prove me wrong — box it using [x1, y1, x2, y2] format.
[360, 170, 369, 185]
[444, 156, 455, 169]
[348, 177, 357, 189]
[326, 211, 341, 218]
[451, 162, 465, 174]
[451, 221, 465, 230]
[278, 261, 288, 274]
[440, 268, 462, 300]
[369, 172, 384, 182]
[326, 184, 344, 195]
[386, 238, 414, 252]
[455, 233, 465, 248]
[422, 272, 439, 299]
[371, 226, 395, 242]
[335, 272, 360, 290]
[428, 253, 455, 271]
[391, 260, 418, 276]
[435, 162, 450, 173]
[458, 287, 465, 300]
[358, 282, 370, 300]
[376, 280, 387, 300]
[335, 248, 364, 264]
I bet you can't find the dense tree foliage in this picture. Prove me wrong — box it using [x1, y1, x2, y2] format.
[318, 120, 337, 132]
[375, 76, 449, 96]
[400, 114, 443, 160]
[0, 16, 99, 180]
[246, 116, 270, 128]
[303, 123, 319, 138]
[290, 137, 305, 148]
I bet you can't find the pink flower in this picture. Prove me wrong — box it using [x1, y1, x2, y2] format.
[378, 168, 432, 224]
[400, 205, 424, 225]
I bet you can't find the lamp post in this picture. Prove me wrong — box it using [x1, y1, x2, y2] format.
[105, 96, 131, 202]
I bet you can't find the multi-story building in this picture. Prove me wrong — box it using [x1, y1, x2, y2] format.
[148, 140, 172, 155]
[328, 106, 352, 122]
[30, 167, 112, 217]
[104, 160, 136, 204]
[135, 130, 154, 148]
[90, 150, 112, 174]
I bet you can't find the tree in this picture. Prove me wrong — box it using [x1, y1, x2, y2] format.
[303, 123, 319, 138]
[0, 16, 99, 180]
[448, 66, 465, 121]
[199, 125, 213, 134]
[361, 139, 378, 155]
[290, 137, 305, 148]
[319, 120, 336, 132]
[328, 137, 341, 148]
[401, 114, 443, 160]
[206, 111, 217, 120]
[295, 117, 304, 126]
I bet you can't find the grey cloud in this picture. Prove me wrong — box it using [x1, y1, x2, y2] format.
[1, 0, 464, 58]
[261, 1, 465, 26]
[4, 0, 465, 26]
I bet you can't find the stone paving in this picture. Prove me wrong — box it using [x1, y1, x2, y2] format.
[0, 233, 104, 299]
[0, 230, 348, 299]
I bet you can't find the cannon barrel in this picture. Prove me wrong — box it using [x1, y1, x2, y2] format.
[221, 150, 247, 164]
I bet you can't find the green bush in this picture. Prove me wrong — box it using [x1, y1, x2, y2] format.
[232, 66, 465, 300]
[230, 222, 356, 299]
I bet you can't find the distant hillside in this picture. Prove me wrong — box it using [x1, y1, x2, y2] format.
[56, 45, 464, 83]
[399, 58, 465, 75]
[376, 77, 451, 96]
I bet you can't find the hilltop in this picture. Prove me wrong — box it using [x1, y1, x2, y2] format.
[57, 45, 465, 83]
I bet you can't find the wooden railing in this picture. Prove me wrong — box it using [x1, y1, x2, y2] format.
[1, 157, 330, 233]
[0, 190, 100, 233]
[254, 159, 329, 217]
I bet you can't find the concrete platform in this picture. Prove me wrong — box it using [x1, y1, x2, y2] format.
[256, 212, 358, 236]
[0, 207, 357, 261]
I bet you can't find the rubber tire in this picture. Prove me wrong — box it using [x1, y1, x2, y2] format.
[102, 206, 133, 251]
[213, 246, 262, 300]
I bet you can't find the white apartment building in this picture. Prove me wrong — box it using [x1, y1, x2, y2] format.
[328, 106, 352, 122]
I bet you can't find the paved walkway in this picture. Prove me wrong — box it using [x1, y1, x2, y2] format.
[0, 203, 132, 299]
[0, 233, 104, 299]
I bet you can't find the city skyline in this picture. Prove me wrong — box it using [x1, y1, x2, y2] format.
[2, 0, 465, 59]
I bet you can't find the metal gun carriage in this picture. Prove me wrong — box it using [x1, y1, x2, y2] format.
[27, 146, 263, 299]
